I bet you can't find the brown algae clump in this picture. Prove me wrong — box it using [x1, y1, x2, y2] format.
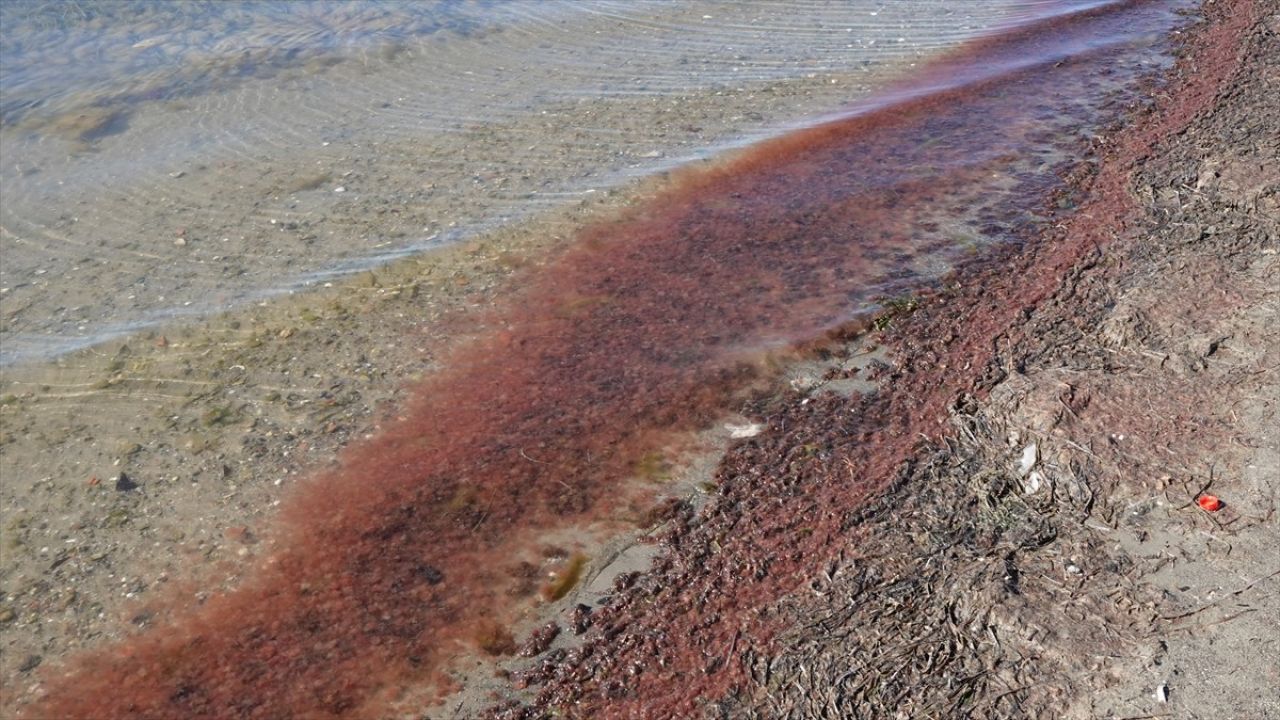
[472, 619, 517, 656]
[541, 554, 587, 602]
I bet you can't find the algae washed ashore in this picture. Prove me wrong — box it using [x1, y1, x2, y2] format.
[0, 0, 1048, 366]
[1, 2, 1111, 706]
[0, 0, 1220, 717]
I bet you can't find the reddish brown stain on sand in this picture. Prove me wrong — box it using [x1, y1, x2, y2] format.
[28, 2, 1211, 718]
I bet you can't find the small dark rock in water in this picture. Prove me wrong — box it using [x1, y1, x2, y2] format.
[518, 622, 561, 657]
[18, 654, 42, 673]
[114, 473, 138, 492]
[569, 603, 593, 635]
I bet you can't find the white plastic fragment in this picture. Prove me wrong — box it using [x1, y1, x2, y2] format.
[1155, 683, 1169, 703]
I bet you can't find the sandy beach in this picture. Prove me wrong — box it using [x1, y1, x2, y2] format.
[1, 1, 1276, 718]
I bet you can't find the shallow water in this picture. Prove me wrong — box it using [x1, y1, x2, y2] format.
[1, 0, 1104, 365]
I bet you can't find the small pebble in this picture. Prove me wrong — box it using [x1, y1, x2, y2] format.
[115, 473, 139, 492]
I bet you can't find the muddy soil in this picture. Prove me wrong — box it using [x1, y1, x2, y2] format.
[0, 184, 638, 708]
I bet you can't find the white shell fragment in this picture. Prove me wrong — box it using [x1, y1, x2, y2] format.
[1018, 443, 1039, 476]
[726, 423, 765, 439]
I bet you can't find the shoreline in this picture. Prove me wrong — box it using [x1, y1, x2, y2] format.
[503, 0, 1277, 716]
[2, 1, 1275, 717]
[2, 0, 1011, 368]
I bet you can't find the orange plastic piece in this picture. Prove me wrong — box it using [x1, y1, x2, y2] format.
[1197, 494, 1223, 512]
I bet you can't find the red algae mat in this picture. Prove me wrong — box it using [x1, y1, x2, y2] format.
[502, 1, 1262, 717]
[26, 2, 1202, 718]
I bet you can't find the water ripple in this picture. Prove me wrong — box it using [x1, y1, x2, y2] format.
[0, 1, 1140, 365]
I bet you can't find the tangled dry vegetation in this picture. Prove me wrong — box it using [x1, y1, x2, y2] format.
[737, 402, 1160, 718]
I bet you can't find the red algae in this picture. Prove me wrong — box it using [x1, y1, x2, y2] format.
[500, 2, 1262, 719]
[26, 2, 1206, 719]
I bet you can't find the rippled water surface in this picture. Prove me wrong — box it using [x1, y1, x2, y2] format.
[0, 1, 1145, 364]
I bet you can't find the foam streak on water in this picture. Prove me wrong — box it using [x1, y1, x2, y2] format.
[4, 1, 1107, 366]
